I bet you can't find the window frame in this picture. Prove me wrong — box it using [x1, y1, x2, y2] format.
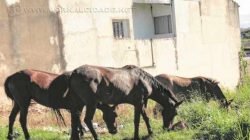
[112, 19, 130, 39]
[154, 15, 173, 35]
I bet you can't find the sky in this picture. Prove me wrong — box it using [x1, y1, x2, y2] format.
[237, 0, 250, 28]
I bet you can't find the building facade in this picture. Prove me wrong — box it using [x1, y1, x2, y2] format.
[0, 0, 241, 88]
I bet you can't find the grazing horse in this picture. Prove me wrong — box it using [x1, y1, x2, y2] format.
[153, 74, 233, 117]
[69, 65, 182, 140]
[4, 70, 118, 140]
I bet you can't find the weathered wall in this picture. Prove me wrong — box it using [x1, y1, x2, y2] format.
[56, 0, 241, 88]
[174, 0, 241, 88]
[0, 0, 65, 84]
[0, 0, 12, 85]
[0, 0, 241, 89]
[57, 0, 135, 70]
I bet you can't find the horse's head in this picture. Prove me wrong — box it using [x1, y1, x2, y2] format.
[101, 105, 118, 134]
[162, 100, 183, 130]
[201, 78, 233, 109]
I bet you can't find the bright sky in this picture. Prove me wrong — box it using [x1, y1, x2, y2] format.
[237, 0, 250, 28]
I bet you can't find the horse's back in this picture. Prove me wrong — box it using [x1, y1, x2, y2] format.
[23, 69, 59, 89]
[155, 74, 173, 87]
[6, 70, 30, 85]
[71, 65, 144, 104]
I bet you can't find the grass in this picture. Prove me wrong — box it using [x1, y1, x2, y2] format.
[1, 77, 250, 140]
[0, 126, 69, 140]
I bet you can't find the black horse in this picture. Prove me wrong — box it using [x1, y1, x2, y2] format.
[4, 69, 117, 140]
[153, 74, 233, 117]
[69, 65, 183, 140]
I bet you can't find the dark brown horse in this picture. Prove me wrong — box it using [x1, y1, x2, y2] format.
[4, 69, 118, 140]
[69, 65, 182, 140]
[153, 74, 233, 117]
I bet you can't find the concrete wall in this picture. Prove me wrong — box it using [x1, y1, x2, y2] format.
[57, 0, 178, 75]
[0, 0, 241, 89]
[174, 0, 241, 88]
[57, 0, 135, 70]
[0, 0, 65, 84]
[0, 0, 12, 85]
[58, 0, 240, 88]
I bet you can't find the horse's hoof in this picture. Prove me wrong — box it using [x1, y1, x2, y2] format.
[25, 137, 31, 140]
[70, 137, 80, 140]
[134, 137, 140, 140]
[148, 130, 153, 136]
[7, 135, 13, 140]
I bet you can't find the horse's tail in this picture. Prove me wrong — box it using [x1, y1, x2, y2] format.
[52, 109, 66, 126]
[48, 72, 72, 127]
[5, 72, 66, 126]
[4, 76, 14, 100]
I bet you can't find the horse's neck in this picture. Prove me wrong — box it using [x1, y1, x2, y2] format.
[150, 88, 168, 106]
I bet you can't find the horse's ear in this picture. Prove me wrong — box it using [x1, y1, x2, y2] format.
[227, 99, 234, 106]
[174, 100, 183, 108]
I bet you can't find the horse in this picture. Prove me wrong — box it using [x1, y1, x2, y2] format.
[69, 64, 183, 140]
[153, 74, 233, 118]
[4, 69, 118, 140]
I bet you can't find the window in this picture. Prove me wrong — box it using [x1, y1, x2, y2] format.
[112, 19, 130, 39]
[154, 15, 172, 34]
[246, 51, 250, 57]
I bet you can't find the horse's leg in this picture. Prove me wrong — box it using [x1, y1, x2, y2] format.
[19, 100, 30, 140]
[84, 105, 98, 140]
[141, 106, 153, 136]
[7, 102, 20, 140]
[134, 104, 142, 140]
[70, 110, 80, 140]
[77, 106, 84, 137]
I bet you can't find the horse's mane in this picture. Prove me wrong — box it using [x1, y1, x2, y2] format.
[202, 77, 219, 85]
[126, 66, 179, 103]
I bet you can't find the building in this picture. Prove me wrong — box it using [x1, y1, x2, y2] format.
[0, 0, 241, 88]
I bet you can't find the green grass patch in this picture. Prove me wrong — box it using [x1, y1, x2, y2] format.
[0, 126, 69, 140]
